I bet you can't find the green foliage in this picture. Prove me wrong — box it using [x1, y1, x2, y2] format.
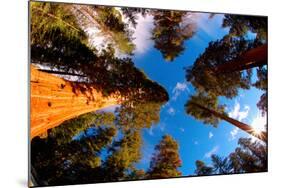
[116, 102, 163, 131]
[30, 2, 87, 46]
[102, 130, 143, 181]
[151, 10, 196, 61]
[222, 14, 267, 41]
[195, 160, 213, 175]
[185, 92, 226, 127]
[48, 112, 116, 145]
[186, 36, 256, 99]
[147, 135, 182, 178]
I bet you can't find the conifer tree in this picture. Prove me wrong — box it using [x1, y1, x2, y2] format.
[147, 135, 182, 178]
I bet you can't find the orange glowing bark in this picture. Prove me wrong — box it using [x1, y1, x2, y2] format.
[30, 65, 121, 139]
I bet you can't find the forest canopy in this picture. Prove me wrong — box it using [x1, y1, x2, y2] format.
[30, 2, 268, 186]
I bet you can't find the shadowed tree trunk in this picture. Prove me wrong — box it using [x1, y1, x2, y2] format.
[30, 65, 121, 139]
[190, 101, 267, 142]
[215, 44, 267, 73]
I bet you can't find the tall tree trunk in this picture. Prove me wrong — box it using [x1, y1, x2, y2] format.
[215, 44, 268, 73]
[190, 102, 267, 142]
[30, 65, 121, 139]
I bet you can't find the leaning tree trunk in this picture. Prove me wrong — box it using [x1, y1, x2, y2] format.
[30, 65, 121, 139]
[190, 102, 267, 142]
[215, 44, 268, 73]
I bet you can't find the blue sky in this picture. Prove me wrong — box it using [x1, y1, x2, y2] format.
[125, 13, 266, 175]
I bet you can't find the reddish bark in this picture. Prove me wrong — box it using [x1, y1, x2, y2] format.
[30, 65, 121, 139]
[215, 44, 268, 73]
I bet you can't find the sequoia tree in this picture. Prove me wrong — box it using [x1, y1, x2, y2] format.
[147, 135, 182, 178]
[30, 2, 169, 138]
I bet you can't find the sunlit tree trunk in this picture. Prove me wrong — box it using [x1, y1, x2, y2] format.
[190, 102, 267, 142]
[30, 65, 121, 139]
[215, 44, 268, 73]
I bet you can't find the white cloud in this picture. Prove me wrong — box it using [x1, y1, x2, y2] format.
[159, 123, 166, 132]
[204, 146, 219, 158]
[196, 13, 229, 39]
[172, 82, 189, 100]
[131, 14, 154, 55]
[147, 126, 154, 136]
[229, 127, 239, 141]
[167, 107, 176, 116]
[251, 114, 266, 132]
[209, 132, 214, 139]
[250, 113, 267, 141]
[228, 102, 250, 121]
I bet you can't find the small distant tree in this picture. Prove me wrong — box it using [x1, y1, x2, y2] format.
[211, 155, 233, 174]
[101, 130, 143, 181]
[194, 160, 213, 176]
[147, 135, 182, 178]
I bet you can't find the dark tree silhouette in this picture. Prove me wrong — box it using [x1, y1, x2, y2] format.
[253, 67, 268, 116]
[121, 7, 149, 28]
[31, 121, 117, 185]
[147, 135, 182, 178]
[229, 138, 267, 173]
[211, 155, 233, 174]
[194, 160, 213, 175]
